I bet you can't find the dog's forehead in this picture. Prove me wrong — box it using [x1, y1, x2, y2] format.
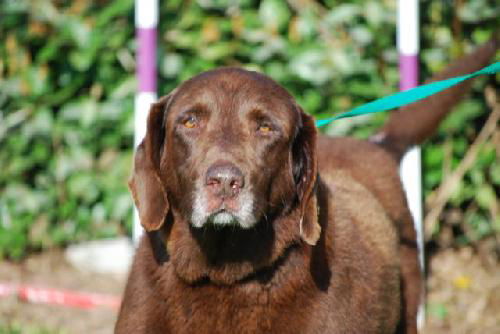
[168, 68, 299, 121]
[180, 67, 292, 96]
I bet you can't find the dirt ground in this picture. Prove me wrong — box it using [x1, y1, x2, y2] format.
[0, 246, 499, 333]
[0, 250, 125, 333]
[424, 246, 500, 334]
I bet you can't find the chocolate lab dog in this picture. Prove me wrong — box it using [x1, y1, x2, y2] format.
[115, 40, 497, 333]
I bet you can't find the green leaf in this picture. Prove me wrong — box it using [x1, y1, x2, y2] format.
[490, 163, 500, 185]
[476, 184, 496, 210]
[427, 303, 448, 320]
[440, 100, 482, 133]
[259, 0, 291, 31]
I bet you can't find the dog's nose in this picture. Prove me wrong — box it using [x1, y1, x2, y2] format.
[205, 163, 245, 198]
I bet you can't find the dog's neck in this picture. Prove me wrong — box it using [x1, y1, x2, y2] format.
[148, 199, 319, 285]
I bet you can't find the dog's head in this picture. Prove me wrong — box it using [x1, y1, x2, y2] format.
[130, 68, 320, 251]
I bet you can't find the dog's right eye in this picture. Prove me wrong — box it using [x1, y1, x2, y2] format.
[257, 124, 272, 133]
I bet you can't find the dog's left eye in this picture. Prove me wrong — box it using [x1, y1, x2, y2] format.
[183, 116, 197, 128]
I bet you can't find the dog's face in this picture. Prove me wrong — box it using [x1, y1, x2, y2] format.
[130, 68, 320, 245]
[167, 70, 298, 230]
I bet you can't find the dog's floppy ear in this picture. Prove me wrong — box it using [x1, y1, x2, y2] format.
[129, 94, 173, 232]
[292, 106, 321, 245]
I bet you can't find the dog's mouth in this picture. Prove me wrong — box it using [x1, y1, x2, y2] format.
[207, 209, 239, 227]
[191, 189, 257, 229]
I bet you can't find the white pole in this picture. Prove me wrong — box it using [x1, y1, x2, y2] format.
[134, 0, 158, 245]
[397, 0, 425, 328]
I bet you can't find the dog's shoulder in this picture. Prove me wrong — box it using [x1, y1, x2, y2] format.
[115, 235, 173, 333]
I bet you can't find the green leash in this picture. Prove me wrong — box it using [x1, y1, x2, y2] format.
[315, 61, 500, 127]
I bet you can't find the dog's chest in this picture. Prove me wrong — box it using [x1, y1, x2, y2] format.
[160, 263, 318, 333]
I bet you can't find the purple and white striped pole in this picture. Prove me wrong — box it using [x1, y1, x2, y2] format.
[398, 0, 425, 327]
[134, 0, 158, 244]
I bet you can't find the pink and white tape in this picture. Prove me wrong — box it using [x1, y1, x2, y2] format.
[0, 283, 121, 310]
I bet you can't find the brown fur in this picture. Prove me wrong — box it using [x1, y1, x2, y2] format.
[115, 40, 497, 333]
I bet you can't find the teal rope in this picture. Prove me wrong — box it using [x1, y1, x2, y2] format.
[315, 61, 500, 127]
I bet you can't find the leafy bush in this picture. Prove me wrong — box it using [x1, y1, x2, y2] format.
[0, 0, 497, 258]
[0, 322, 58, 334]
[0, 0, 135, 258]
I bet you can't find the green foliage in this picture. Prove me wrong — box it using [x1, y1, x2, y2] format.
[0, 0, 498, 258]
[0, 0, 135, 258]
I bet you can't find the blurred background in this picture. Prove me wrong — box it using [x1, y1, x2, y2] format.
[0, 0, 498, 333]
